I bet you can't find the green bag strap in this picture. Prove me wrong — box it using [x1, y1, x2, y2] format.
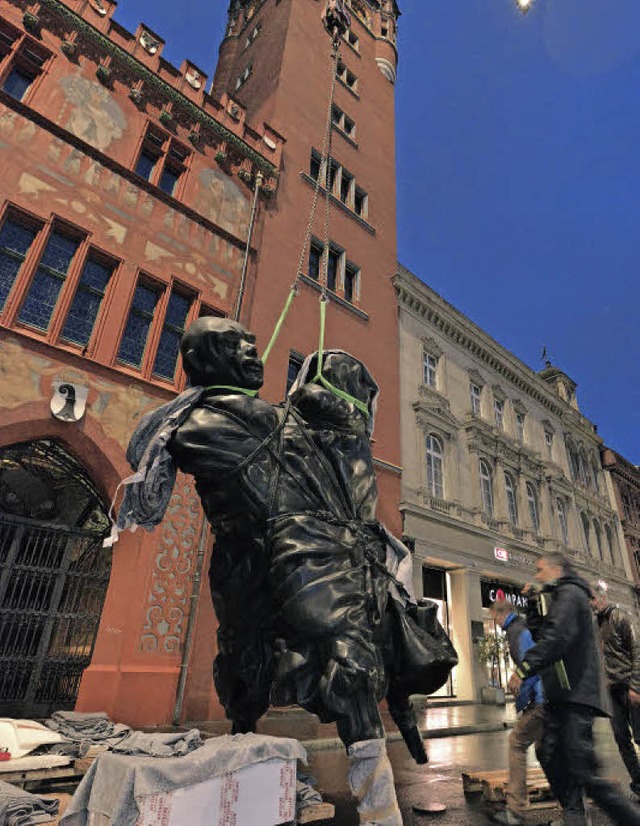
[313, 296, 370, 419]
[261, 285, 297, 365]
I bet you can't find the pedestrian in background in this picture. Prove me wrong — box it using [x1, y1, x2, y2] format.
[509, 552, 640, 826]
[490, 599, 544, 826]
[591, 580, 640, 797]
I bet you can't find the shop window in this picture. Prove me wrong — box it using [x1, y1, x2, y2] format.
[526, 482, 539, 533]
[479, 459, 494, 518]
[18, 230, 81, 331]
[60, 255, 115, 347]
[0, 214, 38, 312]
[504, 472, 518, 526]
[134, 126, 189, 198]
[426, 434, 444, 499]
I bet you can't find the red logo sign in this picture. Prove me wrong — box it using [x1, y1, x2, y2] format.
[494, 547, 509, 562]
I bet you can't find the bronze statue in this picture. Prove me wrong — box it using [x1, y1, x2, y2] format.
[117, 317, 457, 825]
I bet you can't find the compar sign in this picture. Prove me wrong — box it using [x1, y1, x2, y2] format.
[494, 547, 509, 562]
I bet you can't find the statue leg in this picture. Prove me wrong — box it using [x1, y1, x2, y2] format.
[386, 684, 429, 765]
[347, 738, 403, 826]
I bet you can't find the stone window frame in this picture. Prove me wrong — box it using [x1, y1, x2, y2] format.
[425, 432, 445, 500]
[478, 457, 494, 518]
[526, 481, 540, 533]
[556, 495, 569, 545]
[504, 469, 519, 526]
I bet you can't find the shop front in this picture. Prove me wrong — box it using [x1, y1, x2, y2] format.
[479, 579, 530, 691]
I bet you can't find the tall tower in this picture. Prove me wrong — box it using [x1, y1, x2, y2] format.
[214, 0, 402, 531]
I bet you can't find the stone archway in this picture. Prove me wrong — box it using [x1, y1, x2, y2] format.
[0, 438, 111, 717]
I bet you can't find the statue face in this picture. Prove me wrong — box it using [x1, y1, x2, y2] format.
[181, 317, 264, 389]
[217, 324, 264, 389]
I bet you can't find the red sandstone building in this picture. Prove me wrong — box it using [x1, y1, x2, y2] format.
[602, 448, 640, 604]
[0, 0, 401, 726]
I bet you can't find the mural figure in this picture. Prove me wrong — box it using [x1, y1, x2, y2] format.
[59, 76, 126, 153]
[115, 317, 457, 825]
[197, 168, 251, 239]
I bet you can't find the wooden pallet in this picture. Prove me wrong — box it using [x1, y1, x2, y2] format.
[462, 768, 554, 807]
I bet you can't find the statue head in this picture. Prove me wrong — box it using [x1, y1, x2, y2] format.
[180, 317, 264, 390]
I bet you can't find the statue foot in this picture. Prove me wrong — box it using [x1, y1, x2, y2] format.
[347, 738, 403, 826]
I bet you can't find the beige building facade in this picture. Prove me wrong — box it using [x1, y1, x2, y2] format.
[394, 265, 634, 701]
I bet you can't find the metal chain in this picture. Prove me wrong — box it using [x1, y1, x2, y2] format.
[294, 39, 340, 298]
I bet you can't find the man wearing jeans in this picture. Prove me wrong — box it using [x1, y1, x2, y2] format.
[490, 599, 545, 826]
[591, 580, 640, 796]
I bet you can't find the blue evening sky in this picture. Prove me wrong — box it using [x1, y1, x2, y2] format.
[115, 1, 639, 460]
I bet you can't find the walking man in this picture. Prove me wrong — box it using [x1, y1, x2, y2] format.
[591, 580, 640, 796]
[509, 552, 640, 825]
[490, 599, 544, 825]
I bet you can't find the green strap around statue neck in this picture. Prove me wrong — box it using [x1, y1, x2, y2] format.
[205, 385, 259, 397]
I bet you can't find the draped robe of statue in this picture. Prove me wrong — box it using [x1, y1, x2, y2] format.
[169, 350, 457, 753]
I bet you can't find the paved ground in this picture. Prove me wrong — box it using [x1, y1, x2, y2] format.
[304, 718, 639, 825]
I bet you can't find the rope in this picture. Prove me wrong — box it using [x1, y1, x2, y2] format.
[254, 38, 341, 369]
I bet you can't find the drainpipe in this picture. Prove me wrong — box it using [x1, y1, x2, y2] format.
[233, 171, 263, 322]
[172, 517, 210, 727]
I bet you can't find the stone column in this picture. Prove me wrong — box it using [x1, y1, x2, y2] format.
[448, 568, 484, 701]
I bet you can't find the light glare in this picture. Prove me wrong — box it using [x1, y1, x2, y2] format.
[516, 0, 534, 11]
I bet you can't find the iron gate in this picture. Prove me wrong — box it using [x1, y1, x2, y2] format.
[0, 514, 111, 716]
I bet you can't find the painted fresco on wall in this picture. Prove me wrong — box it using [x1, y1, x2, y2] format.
[0, 104, 244, 300]
[196, 168, 251, 240]
[0, 336, 158, 450]
[59, 75, 127, 153]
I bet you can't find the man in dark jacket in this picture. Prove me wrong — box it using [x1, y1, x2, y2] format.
[591, 580, 640, 795]
[490, 599, 544, 825]
[509, 552, 640, 825]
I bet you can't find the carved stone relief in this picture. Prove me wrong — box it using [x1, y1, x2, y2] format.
[140, 475, 203, 654]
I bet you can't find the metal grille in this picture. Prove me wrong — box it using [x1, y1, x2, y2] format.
[0, 515, 111, 716]
[0, 440, 111, 717]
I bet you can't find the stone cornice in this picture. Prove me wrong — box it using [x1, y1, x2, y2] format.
[393, 268, 602, 442]
[35, 0, 280, 178]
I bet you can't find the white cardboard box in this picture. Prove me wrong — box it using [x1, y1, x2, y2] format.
[135, 757, 296, 826]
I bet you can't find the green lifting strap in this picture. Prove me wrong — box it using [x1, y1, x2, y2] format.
[261, 286, 298, 365]
[206, 385, 259, 397]
[313, 297, 370, 419]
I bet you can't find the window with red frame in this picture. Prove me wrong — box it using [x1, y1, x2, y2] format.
[0, 210, 117, 349]
[134, 125, 189, 198]
[0, 22, 50, 103]
[117, 278, 195, 383]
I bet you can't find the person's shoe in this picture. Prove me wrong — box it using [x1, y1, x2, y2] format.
[631, 779, 640, 797]
[490, 809, 524, 825]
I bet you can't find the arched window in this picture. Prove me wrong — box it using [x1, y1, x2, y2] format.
[591, 456, 600, 493]
[593, 520, 603, 560]
[526, 483, 539, 533]
[557, 497, 569, 545]
[580, 512, 591, 555]
[426, 434, 444, 499]
[504, 472, 518, 526]
[479, 459, 494, 518]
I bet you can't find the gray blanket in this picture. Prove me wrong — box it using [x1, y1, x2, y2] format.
[111, 729, 202, 758]
[0, 780, 59, 825]
[61, 734, 306, 826]
[45, 712, 130, 748]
